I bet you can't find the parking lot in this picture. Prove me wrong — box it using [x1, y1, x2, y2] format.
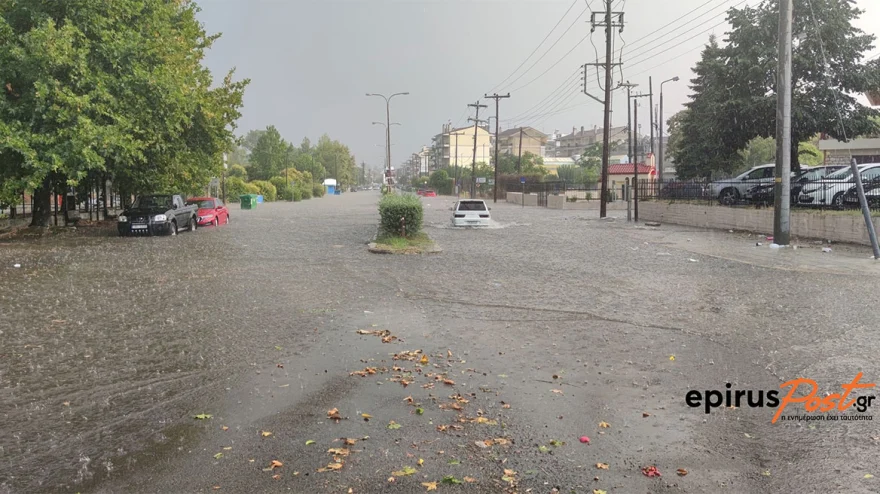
[2, 191, 879, 493]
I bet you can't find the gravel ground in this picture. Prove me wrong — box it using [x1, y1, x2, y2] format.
[1, 191, 879, 494]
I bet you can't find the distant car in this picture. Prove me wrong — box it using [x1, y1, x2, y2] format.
[842, 176, 880, 208]
[800, 164, 880, 207]
[709, 164, 777, 205]
[422, 190, 437, 197]
[659, 180, 708, 200]
[416, 189, 426, 196]
[749, 165, 844, 205]
[186, 197, 229, 227]
[451, 199, 491, 227]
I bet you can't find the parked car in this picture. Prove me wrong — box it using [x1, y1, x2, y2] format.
[117, 194, 198, 236]
[451, 199, 491, 227]
[422, 190, 437, 197]
[749, 165, 845, 205]
[708, 164, 777, 205]
[186, 197, 229, 227]
[799, 164, 880, 208]
[659, 180, 709, 200]
[416, 189, 426, 196]
[842, 174, 880, 208]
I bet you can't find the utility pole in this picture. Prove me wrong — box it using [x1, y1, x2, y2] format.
[659, 76, 680, 182]
[588, 0, 625, 218]
[454, 132, 460, 197]
[633, 99, 639, 222]
[468, 100, 487, 198]
[484, 93, 510, 203]
[621, 82, 637, 161]
[517, 127, 524, 173]
[773, 0, 793, 245]
[648, 77, 655, 156]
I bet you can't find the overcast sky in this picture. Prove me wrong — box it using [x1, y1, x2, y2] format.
[197, 0, 880, 169]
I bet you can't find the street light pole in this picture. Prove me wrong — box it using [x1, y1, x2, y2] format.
[659, 76, 680, 181]
[367, 92, 409, 192]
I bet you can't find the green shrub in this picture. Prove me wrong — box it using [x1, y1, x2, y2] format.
[250, 180, 277, 201]
[228, 164, 248, 180]
[244, 182, 261, 195]
[269, 177, 293, 201]
[301, 184, 313, 199]
[378, 193, 423, 236]
[226, 177, 248, 199]
[312, 184, 325, 197]
[566, 196, 578, 203]
[292, 187, 303, 202]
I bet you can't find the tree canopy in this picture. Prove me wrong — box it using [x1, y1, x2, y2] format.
[669, 0, 880, 179]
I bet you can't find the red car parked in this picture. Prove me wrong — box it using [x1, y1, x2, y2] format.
[186, 197, 229, 227]
[422, 190, 437, 197]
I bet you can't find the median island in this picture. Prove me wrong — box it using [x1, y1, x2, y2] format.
[368, 192, 440, 254]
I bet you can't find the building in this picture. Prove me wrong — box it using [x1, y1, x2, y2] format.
[432, 124, 493, 170]
[541, 157, 576, 177]
[818, 137, 880, 165]
[555, 126, 628, 158]
[497, 127, 547, 157]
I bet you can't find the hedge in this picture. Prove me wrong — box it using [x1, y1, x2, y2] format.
[292, 187, 303, 202]
[269, 177, 293, 201]
[300, 183, 313, 200]
[250, 180, 277, 202]
[226, 177, 248, 199]
[378, 193, 423, 236]
[312, 184, 325, 197]
[244, 182, 261, 195]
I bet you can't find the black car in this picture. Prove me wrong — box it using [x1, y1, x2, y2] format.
[842, 177, 880, 208]
[659, 180, 709, 200]
[749, 165, 845, 206]
[117, 194, 199, 236]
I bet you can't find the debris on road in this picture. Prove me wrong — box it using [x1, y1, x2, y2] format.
[642, 466, 662, 477]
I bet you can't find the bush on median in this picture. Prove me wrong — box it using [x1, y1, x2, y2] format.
[379, 193, 423, 236]
[312, 184, 325, 197]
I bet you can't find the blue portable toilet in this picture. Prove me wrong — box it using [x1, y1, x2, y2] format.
[256, 195, 264, 203]
[323, 178, 337, 195]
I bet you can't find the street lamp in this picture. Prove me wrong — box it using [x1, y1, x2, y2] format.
[659, 76, 680, 181]
[367, 92, 409, 191]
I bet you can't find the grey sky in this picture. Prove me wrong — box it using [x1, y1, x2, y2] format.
[197, 0, 880, 169]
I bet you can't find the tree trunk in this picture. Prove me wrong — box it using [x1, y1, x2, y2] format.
[102, 175, 110, 218]
[29, 177, 52, 227]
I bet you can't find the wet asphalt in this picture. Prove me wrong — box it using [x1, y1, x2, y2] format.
[1, 191, 880, 494]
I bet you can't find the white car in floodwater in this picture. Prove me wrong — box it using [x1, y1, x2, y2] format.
[451, 199, 491, 227]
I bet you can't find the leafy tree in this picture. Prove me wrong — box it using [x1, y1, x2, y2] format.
[249, 126, 288, 181]
[555, 165, 584, 184]
[228, 164, 248, 180]
[269, 176, 293, 201]
[428, 169, 451, 194]
[313, 134, 356, 186]
[673, 1, 880, 178]
[0, 0, 247, 225]
[293, 153, 325, 179]
[241, 130, 266, 153]
[496, 152, 547, 176]
[226, 177, 248, 199]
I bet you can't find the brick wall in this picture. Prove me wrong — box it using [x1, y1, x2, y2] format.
[640, 202, 880, 245]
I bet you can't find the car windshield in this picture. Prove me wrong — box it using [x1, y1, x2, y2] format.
[457, 201, 487, 211]
[823, 167, 859, 180]
[187, 200, 214, 209]
[133, 196, 172, 209]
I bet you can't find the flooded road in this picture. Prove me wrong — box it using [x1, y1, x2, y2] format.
[2, 192, 880, 493]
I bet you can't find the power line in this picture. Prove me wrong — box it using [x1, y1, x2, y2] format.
[615, 0, 730, 57]
[487, 0, 580, 94]
[505, 69, 581, 122]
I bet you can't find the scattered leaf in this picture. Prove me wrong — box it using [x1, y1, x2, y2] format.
[327, 448, 350, 457]
[744, 433, 753, 438]
[593, 490, 607, 494]
[271, 474, 280, 480]
[464, 476, 477, 483]
[261, 431, 273, 437]
[343, 438, 357, 445]
[494, 438, 510, 445]
[596, 463, 610, 470]
[318, 462, 344, 473]
[213, 486, 220, 490]
[392, 466, 417, 476]
[221, 426, 229, 431]
[447, 350, 453, 358]
[762, 470, 771, 477]
[443, 379, 455, 386]
[502, 402, 511, 409]
[268, 460, 283, 470]
[327, 408, 342, 421]
[442, 476, 463, 484]
[420, 355, 429, 364]
[472, 417, 498, 425]
[213, 453, 223, 459]
[669, 355, 675, 361]
[306, 440, 316, 445]
[193, 414, 213, 420]
[551, 389, 564, 395]
[416, 408, 424, 415]
[418, 458, 425, 466]
[498, 374, 508, 378]
[422, 481, 438, 491]
[223, 447, 232, 451]
[642, 412, 651, 418]
[865, 474, 875, 479]
[676, 468, 688, 476]
[598, 421, 611, 428]
[538, 445, 549, 453]
[448, 459, 461, 465]
[404, 396, 414, 404]
[550, 439, 564, 447]
[275, 346, 282, 351]
[388, 421, 402, 430]
[361, 413, 372, 421]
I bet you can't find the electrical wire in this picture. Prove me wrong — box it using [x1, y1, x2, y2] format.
[504, 69, 581, 122]
[486, 0, 580, 95]
[506, 80, 582, 124]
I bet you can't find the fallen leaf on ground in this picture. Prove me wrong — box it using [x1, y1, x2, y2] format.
[276, 363, 284, 368]
[213, 487, 220, 490]
[549, 439, 564, 447]
[422, 481, 438, 491]
[387, 421, 402, 430]
[593, 490, 607, 494]
[223, 447, 232, 450]
[272, 474, 280, 480]
[318, 462, 344, 473]
[677, 468, 688, 476]
[327, 448, 350, 456]
[538, 445, 549, 453]
[551, 389, 564, 395]
[669, 355, 675, 361]
[472, 417, 498, 425]
[596, 463, 610, 470]
[404, 396, 414, 404]
[361, 413, 372, 421]
[416, 408, 424, 415]
[865, 474, 875, 479]
[642, 466, 661, 477]
[448, 459, 461, 465]
[213, 453, 223, 459]
[306, 440, 316, 445]
[442, 476, 463, 484]
[744, 433, 753, 438]
[598, 421, 611, 428]
[275, 346, 282, 351]
[221, 426, 229, 431]
[418, 458, 424, 466]
[193, 414, 213, 420]
[392, 466, 417, 476]
[261, 431, 272, 437]
[502, 402, 511, 409]
[443, 379, 455, 385]
[464, 476, 476, 483]
[762, 470, 771, 477]
[642, 412, 651, 417]
[350, 367, 379, 377]
[327, 408, 342, 421]
[267, 460, 283, 470]
[494, 438, 510, 445]
[343, 438, 357, 445]
[447, 350, 453, 358]
[420, 355, 429, 364]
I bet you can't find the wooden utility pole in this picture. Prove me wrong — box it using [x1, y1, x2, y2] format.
[773, 0, 793, 245]
[484, 93, 510, 203]
[467, 101, 487, 198]
[517, 127, 524, 173]
[587, 1, 624, 218]
[648, 76, 655, 156]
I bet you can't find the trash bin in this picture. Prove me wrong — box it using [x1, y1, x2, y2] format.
[240, 194, 258, 210]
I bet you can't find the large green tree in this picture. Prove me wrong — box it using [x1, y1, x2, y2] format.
[496, 152, 547, 176]
[248, 126, 288, 180]
[0, 0, 247, 225]
[671, 1, 880, 179]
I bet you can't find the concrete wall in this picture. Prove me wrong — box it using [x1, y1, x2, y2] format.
[640, 201, 880, 246]
[548, 195, 564, 209]
[505, 192, 537, 207]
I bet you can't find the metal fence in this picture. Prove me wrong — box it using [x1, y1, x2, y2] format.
[638, 177, 880, 213]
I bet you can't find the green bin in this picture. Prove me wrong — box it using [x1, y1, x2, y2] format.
[240, 194, 258, 210]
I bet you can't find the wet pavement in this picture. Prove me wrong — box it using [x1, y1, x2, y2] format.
[1, 191, 879, 493]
